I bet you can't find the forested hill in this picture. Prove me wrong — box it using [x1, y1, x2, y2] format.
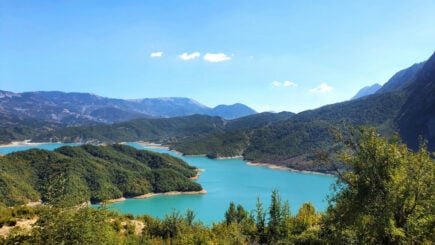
[33, 114, 227, 144]
[0, 144, 202, 206]
[173, 91, 406, 172]
[173, 52, 435, 172]
[32, 112, 295, 144]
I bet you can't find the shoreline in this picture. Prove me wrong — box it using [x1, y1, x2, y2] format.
[98, 189, 208, 205]
[135, 141, 171, 149]
[0, 140, 54, 148]
[216, 155, 243, 160]
[247, 162, 335, 177]
[2, 141, 335, 177]
[190, 168, 205, 180]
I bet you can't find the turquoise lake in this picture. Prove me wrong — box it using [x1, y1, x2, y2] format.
[0, 142, 336, 225]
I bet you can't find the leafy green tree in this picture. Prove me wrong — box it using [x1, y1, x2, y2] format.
[185, 209, 195, 226]
[294, 202, 318, 234]
[268, 189, 283, 242]
[323, 128, 435, 244]
[255, 197, 267, 243]
[225, 202, 237, 225]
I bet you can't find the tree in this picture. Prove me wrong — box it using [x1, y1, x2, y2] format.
[255, 197, 267, 243]
[322, 128, 435, 244]
[268, 189, 283, 242]
[294, 202, 318, 234]
[225, 202, 237, 225]
[185, 209, 195, 226]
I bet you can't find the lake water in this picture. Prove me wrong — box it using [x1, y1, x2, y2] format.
[0, 143, 78, 154]
[0, 142, 336, 224]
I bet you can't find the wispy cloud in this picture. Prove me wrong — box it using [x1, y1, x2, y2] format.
[309, 83, 334, 93]
[203, 53, 231, 62]
[179, 52, 201, 60]
[272, 80, 297, 87]
[150, 52, 163, 58]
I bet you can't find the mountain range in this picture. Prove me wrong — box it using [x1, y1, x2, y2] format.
[0, 91, 256, 125]
[1, 51, 434, 174]
[351, 61, 426, 100]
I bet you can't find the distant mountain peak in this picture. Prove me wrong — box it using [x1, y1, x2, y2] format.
[351, 83, 382, 100]
[211, 103, 257, 120]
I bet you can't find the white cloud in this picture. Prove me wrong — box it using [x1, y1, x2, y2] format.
[272, 80, 297, 87]
[179, 52, 201, 60]
[150, 52, 163, 58]
[203, 53, 231, 62]
[283, 81, 297, 87]
[309, 83, 334, 93]
[272, 81, 281, 87]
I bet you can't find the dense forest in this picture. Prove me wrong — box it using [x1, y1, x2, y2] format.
[0, 144, 202, 206]
[1, 129, 433, 244]
[4, 91, 412, 174]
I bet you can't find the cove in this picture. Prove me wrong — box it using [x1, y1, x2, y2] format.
[0, 142, 336, 225]
[107, 143, 336, 224]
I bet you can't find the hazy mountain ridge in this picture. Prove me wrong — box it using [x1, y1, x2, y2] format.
[0, 91, 256, 125]
[376, 61, 426, 94]
[351, 83, 381, 100]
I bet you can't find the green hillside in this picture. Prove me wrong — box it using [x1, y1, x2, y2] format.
[173, 91, 406, 172]
[32, 114, 226, 144]
[0, 144, 202, 206]
[1, 129, 433, 244]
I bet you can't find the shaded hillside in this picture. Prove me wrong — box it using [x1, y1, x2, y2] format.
[172, 53, 435, 171]
[33, 114, 226, 144]
[174, 92, 406, 173]
[0, 115, 62, 143]
[0, 144, 201, 206]
[33, 112, 295, 146]
[225, 111, 295, 131]
[397, 52, 435, 150]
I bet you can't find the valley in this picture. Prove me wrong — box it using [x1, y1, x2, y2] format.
[1, 1, 434, 242]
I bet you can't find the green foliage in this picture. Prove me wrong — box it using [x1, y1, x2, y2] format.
[0, 116, 62, 144]
[0, 203, 13, 228]
[173, 92, 407, 173]
[1, 128, 433, 244]
[33, 114, 226, 144]
[0, 144, 202, 206]
[224, 202, 249, 225]
[322, 128, 435, 244]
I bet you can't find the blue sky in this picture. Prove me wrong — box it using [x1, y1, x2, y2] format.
[1, 1, 434, 112]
